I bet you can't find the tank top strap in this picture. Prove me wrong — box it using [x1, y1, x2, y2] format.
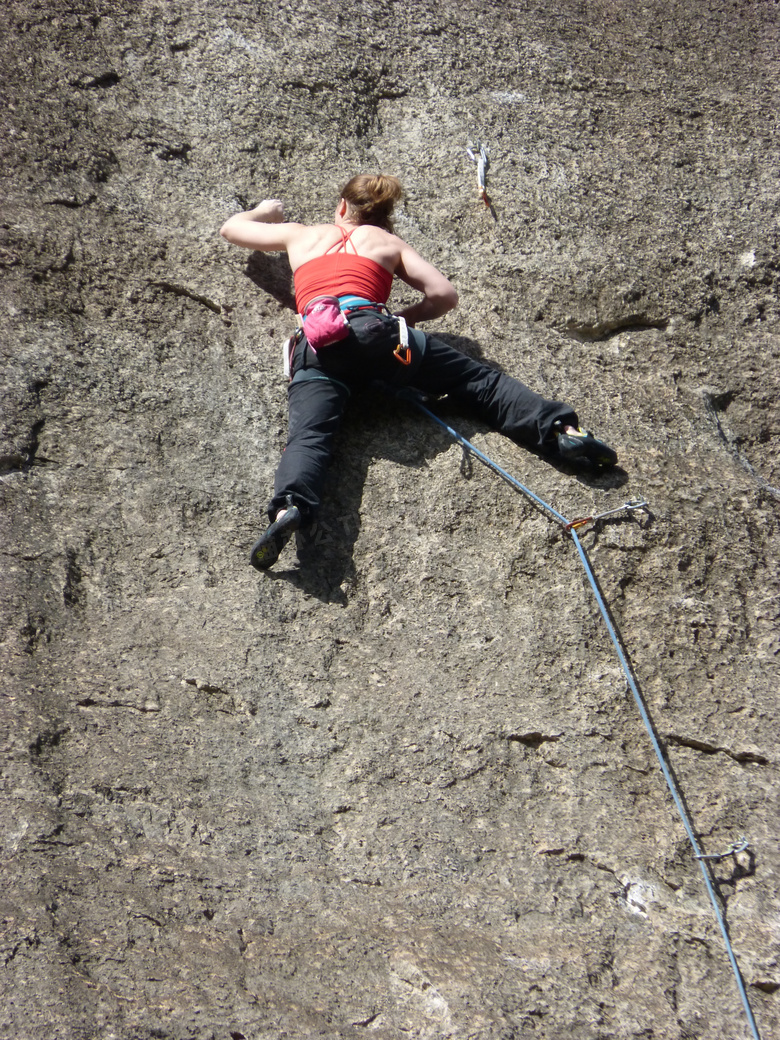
[323, 226, 360, 256]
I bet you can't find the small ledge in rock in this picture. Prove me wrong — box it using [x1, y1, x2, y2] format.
[751, 980, 780, 994]
[42, 194, 96, 209]
[506, 731, 562, 749]
[76, 697, 160, 713]
[183, 677, 230, 696]
[665, 734, 769, 765]
[563, 316, 669, 343]
[150, 281, 221, 313]
[73, 70, 120, 89]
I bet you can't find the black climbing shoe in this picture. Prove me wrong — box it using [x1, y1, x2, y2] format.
[557, 428, 618, 468]
[250, 507, 301, 570]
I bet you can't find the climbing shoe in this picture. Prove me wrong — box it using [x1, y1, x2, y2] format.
[556, 428, 618, 468]
[249, 506, 301, 570]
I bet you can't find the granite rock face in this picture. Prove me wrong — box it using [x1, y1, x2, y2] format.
[1, 1, 779, 1038]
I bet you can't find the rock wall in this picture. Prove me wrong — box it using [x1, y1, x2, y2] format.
[1, 1, 779, 1038]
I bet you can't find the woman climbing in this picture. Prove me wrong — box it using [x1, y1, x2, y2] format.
[219, 174, 618, 570]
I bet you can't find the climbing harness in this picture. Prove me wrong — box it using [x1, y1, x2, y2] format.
[339, 304, 412, 364]
[283, 306, 412, 378]
[401, 392, 763, 1040]
[467, 141, 491, 208]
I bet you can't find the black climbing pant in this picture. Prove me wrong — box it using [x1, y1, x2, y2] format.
[268, 309, 578, 523]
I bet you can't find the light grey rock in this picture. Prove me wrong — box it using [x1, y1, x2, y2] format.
[1, 1, 778, 1038]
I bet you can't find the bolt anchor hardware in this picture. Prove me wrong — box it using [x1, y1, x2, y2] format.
[695, 837, 750, 862]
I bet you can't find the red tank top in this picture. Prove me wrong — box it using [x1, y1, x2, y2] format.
[294, 227, 394, 313]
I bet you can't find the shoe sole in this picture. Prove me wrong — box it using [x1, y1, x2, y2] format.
[567, 449, 618, 467]
[250, 538, 286, 570]
[558, 434, 618, 468]
[582, 446, 618, 467]
[250, 509, 301, 570]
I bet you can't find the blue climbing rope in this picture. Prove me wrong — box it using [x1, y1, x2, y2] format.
[408, 397, 762, 1040]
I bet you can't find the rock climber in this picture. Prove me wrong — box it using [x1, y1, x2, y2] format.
[219, 174, 617, 570]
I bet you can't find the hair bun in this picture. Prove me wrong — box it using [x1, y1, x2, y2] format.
[340, 174, 403, 231]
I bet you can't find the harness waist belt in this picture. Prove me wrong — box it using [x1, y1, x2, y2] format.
[337, 295, 383, 312]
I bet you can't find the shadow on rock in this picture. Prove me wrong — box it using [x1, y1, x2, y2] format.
[261, 386, 456, 601]
[244, 252, 296, 311]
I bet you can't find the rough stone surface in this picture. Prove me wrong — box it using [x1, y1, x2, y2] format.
[1, 1, 779, 1038]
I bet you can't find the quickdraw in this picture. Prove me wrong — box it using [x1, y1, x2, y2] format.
[283, 326, 304, 379]
[565, 498, 651, 532]
[467, 141, 491, 207]
[393, 314, 412, 364]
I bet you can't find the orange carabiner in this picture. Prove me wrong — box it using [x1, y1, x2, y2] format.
[564, 516, 593, 532]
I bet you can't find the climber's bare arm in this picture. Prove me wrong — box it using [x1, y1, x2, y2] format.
[220, 200, 306, 252]
[393, 242, 459, 325]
